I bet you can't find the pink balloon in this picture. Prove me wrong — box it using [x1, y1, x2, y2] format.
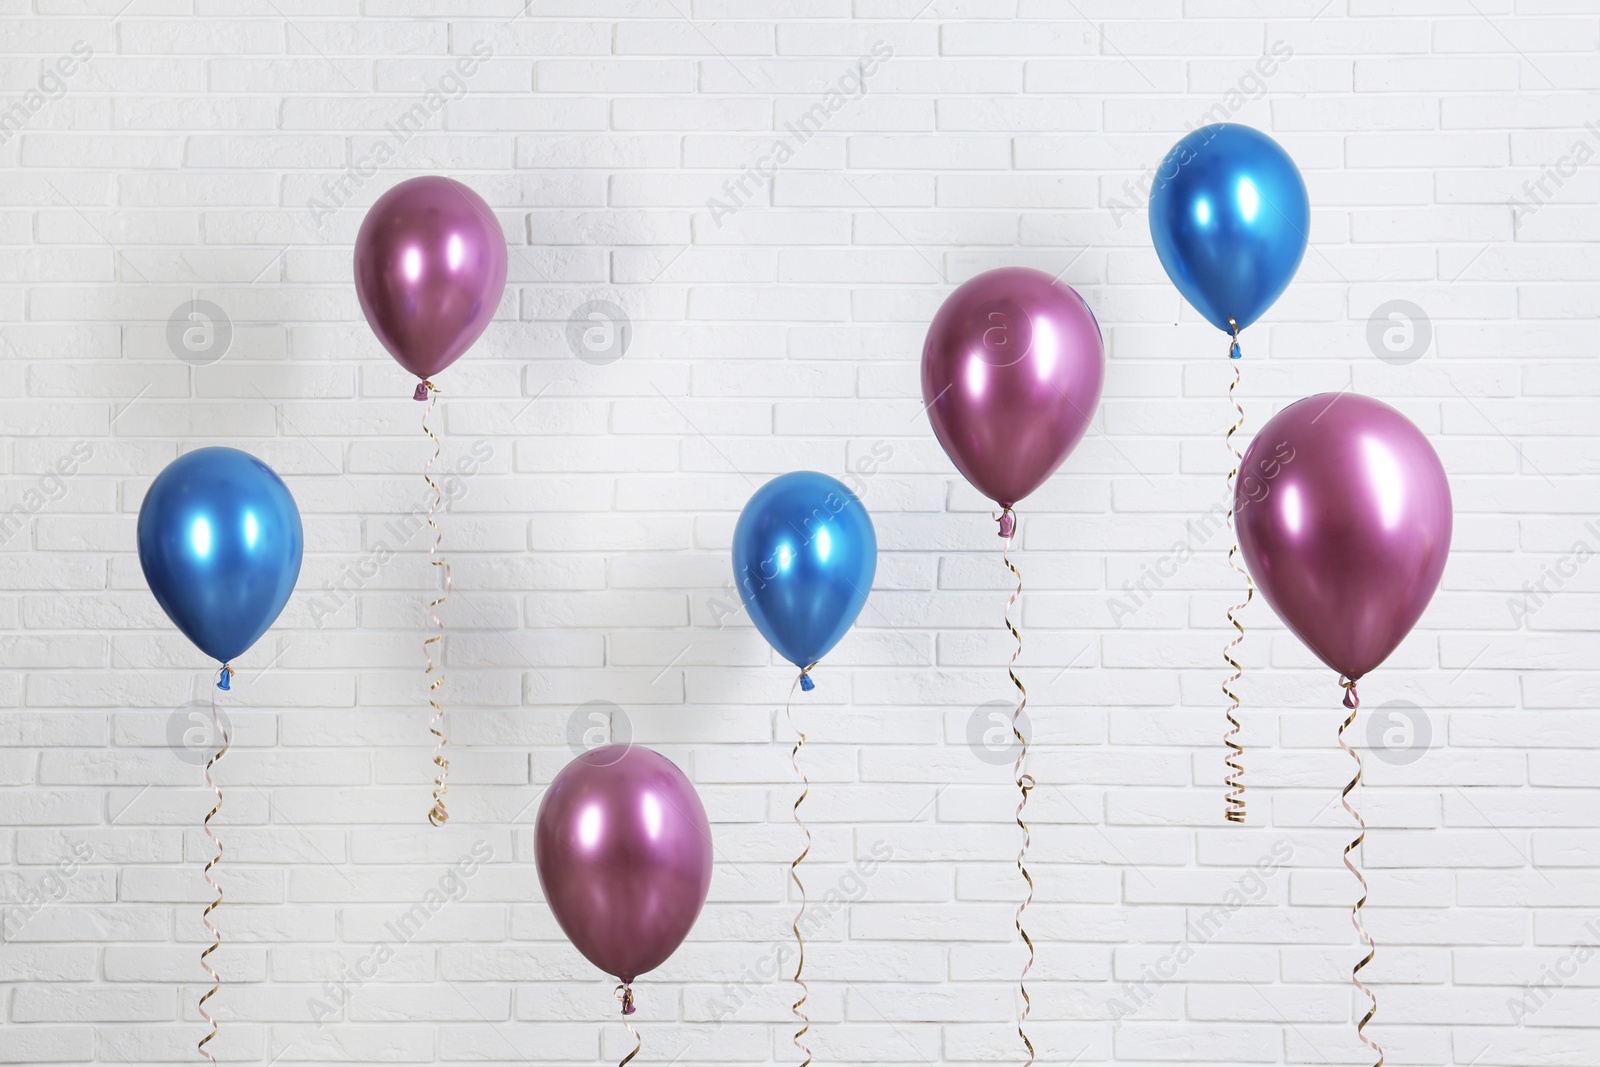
[535, 745, 712, 986]
[1235, 393, 1452, 681]
[921, 267, 1105, 515]
[354, 176, 508, 384]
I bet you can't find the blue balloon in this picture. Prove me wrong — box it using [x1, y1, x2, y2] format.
[732, 472, 876, 685]
[137, 447, 303, 669]
[1148, 123, 1309, 346]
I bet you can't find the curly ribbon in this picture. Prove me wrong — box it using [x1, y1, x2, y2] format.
[419, 379, 452, 827]
[1339, 678, 1384, 1067]
[197, 684, 231, 1063]
[999, 508, 1035, 1067]
[615, 984, 640, 1067]
[787, 668, 814, 1067]
[1221, 321, 1252, 825]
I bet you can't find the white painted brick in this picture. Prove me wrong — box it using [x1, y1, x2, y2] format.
[847, 133, 1011, 169]
[614, 21, 775, 56]
[0, 6, 1593, 1065]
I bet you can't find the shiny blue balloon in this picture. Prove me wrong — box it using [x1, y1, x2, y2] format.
[137, 447, 303, 668]
[1148, 123, 1309, 345]
[732, 472, 876, 684]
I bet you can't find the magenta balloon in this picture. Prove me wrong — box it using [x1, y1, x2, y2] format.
[535, 745, 712, 985]
[353, 176, 508, 382]
[921, 267, 1105, 509]
[1234, 393, 1452, 681]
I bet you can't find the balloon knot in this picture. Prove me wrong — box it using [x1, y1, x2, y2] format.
[1227, 317, 1242, 360]
[799, 672, 815, 693]
[216, 665, 232, 692]
[1341, 677, 1359, 710]
[619, 986, 635, 1016]
[997, 509, 1016, 539]
[413, 381, 430, 401]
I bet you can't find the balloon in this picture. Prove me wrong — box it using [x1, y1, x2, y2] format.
[535, 745, 712, 986]
[354, 176, 508, 384]
[1148, 123, 1309, 343]
[137, 447, 303, 669]
[921, 267, 1104, 513]
[732, 472, 876, 684]
[1234, 393, 1451, 681]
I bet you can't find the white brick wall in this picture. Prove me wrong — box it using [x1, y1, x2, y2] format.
[1, 3, 1596, 1065]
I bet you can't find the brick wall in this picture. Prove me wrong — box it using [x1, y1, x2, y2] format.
[0, 3, 1595, 1065]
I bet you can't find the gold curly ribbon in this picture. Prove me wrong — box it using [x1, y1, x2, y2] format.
[419, 379, 452, 827]
[197, 684, 231, 1063]
[615, 984, 640, 1067]
[1222, 318, 1252, 825]
[999, 508, 1036, 1067]
[787, 668, 814, 1067]
[1339, 678, 1384, 1067]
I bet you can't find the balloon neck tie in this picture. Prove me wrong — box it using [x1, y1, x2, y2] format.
[1337, 675, 1383, 1067]
[1227, 317, 1242, 360]
[413, 379, 434, 401]
[997, 507, 1016, 539]
[614, 985, 641, 1067]
[798, 664, 816, 692]
[215, 664, 232, 692]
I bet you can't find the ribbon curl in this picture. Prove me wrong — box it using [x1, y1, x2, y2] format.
[1222, 326, 1252, 824]
[1000, 508, 1035, 1067]
[787, 669, 814, 1067]
[419, 379, 452, 827]
[615, 984, 640, 1067]
[1339, 678, 1384, 1067]
[197, 686, 231, 1063]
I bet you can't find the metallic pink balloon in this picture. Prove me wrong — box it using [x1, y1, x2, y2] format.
[535, 745, 712, 986]
[353, 176, 507, 384]
[921, 267, 1105, 515]
[1235, 393, 1452, 681]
